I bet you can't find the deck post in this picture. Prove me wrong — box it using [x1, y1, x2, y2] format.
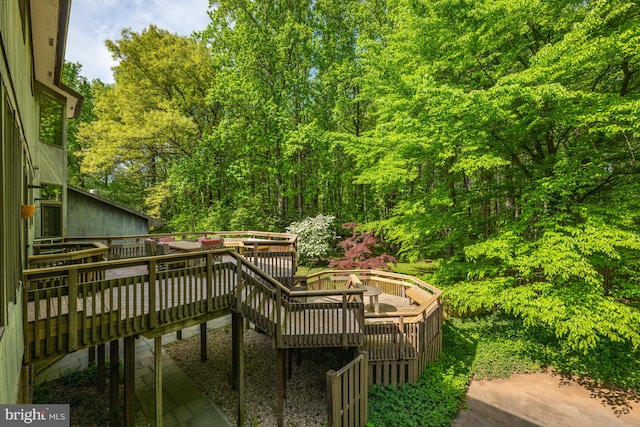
[154, 336, 163, 427]
[97, 343, 106, 393]
[277, 349, 286, 427]
[232, 313, 245, 426]
[109, 339, 121, 426]
[200, 322, 207, 361]
[124, 336, 135, 427]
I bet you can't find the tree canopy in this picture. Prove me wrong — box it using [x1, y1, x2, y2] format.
[69, 0, 640, 351]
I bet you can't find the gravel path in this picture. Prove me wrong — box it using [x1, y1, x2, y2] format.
[165, 325, 348, 426]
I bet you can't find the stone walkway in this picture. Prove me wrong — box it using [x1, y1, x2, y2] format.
[36, 316, 233, 427]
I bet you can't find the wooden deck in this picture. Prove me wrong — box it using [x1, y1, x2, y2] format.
[23, 251, 364, 364]
[24, 240, 442, 388]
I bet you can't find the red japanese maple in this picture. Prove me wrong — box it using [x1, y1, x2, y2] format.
[328, 223, 396, 270]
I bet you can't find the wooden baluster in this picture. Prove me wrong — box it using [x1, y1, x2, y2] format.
[68, 269, 78, 352]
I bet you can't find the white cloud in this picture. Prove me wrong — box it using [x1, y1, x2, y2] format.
[66, 0, 211, 83]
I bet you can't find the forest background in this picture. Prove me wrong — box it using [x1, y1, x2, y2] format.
[62, 0, 640, 355]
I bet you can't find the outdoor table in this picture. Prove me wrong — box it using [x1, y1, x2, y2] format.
[167, 240, 201, 253]
[363, 285, 382, 314]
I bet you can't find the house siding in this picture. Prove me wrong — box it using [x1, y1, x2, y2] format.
[0, 292, 25, 403]
[0, 0, 79, 404]
[67, 189, 151, 237]
[0, 0, 35, 404]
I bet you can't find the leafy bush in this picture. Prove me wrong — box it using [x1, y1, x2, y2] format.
[368, 321, 476, 427]
[286, 214, 336, 266]
[329, 222, 396, 270]
[437, 216, 640, 353]
[59, 360, 123, 386]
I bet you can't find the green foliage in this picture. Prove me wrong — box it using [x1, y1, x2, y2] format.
[68, 0, 640, 353]
[458, 312, 640, 390]
[59, 360, 122, 386]
[440, 214, 640, 351]
[352, 0, 640, 352]
[368, 321, 476, 427]
[63, 61, 96, 188]
[286, 214, 336, 266]
[392, 260, 438, 278]
[77, 25, 216, 221]
[368, 311, 640, 426]
[39, 94, 63, 146]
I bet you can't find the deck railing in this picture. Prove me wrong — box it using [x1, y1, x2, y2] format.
[23, 250, 233, 364]
[234, 259, 365, 348]
[23, 249, 365, 364]
[62, 231, 297, 260]
[306, 269, 443, 387]
[28, 242, 109, 269]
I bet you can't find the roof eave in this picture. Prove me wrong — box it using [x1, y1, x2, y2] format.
[30, 0, 82, 118]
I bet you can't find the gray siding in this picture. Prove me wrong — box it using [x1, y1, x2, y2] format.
[67, 190, 149, 237]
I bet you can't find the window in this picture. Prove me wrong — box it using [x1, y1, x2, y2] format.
[41, 204, 62, 237]
[39, 94, 63, 146]
[39, 184, 63, 237]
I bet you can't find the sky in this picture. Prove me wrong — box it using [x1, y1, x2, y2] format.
[66, 0, 212, 84]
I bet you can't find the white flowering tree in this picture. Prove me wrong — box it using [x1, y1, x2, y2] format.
[286, 214, 336, 266]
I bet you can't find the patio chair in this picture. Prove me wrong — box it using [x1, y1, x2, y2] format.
[155, 243, 185, 270]
[144, 239, 156, 256]
[198, 237, 223, 262]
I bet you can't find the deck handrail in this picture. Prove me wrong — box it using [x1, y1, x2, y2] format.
[303, 269, 443, 386]
[28, 242, 109, 269]
[22, 248, 364, 364]
[74, 231, 298, 263]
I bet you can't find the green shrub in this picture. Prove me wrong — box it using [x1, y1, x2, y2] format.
[367, 321, 476, 427]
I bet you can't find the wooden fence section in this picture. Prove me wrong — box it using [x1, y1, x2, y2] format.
[327, 352, 368, 427]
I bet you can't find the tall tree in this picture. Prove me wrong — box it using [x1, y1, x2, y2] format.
[202, 0, 317, 227]
[354, 0, 640, 350]
[78, 26, 217, 216]
[62, 61, 96, 188]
